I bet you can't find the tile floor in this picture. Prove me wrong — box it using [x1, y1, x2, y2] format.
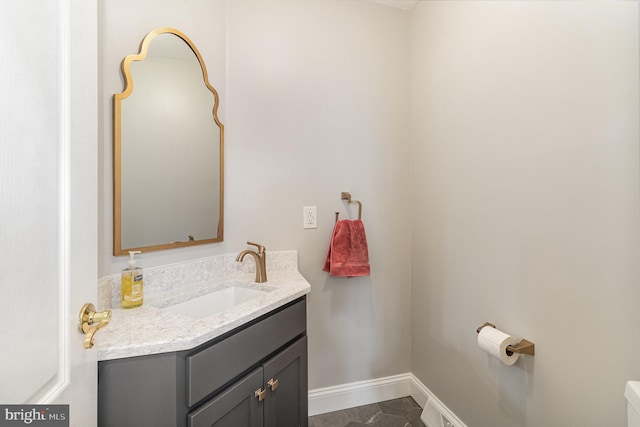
[308, 396, 426, 427]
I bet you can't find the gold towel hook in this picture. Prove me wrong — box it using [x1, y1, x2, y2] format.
[340, 192, 362, 220]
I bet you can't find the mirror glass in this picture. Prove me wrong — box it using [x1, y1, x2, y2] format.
[114, 28, 223, 255]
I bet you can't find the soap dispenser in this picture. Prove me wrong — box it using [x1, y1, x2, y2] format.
[121, 250, 143, 309]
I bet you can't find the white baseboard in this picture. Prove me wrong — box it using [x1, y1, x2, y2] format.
[308, 373, 412, 416]
[308, 373, 467, 427]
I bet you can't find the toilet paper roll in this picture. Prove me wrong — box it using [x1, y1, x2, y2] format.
[478, 326, 520, 365]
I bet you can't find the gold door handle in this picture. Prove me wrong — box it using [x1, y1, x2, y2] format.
[267, 378, 279, 392]
[78, 303, 111, 349]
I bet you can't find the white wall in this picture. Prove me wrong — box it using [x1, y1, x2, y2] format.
[99, 0, 412, 391]
[410, 2, 640, 426]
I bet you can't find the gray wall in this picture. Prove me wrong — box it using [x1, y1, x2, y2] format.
[409, 2, 640, 426]
[99, 1, 640, 424]
[99, 0, 412, 391]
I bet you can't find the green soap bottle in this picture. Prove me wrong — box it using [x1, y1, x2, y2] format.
[121, 251, 143, 309]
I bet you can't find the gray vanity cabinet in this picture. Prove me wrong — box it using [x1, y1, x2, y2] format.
[98, 297, 307, 427]
[188, 336, 308, 427]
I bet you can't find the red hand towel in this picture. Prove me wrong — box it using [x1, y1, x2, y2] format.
[323, 219, 370, 277]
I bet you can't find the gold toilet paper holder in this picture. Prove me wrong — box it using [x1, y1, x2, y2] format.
[476, 322, 535, 356]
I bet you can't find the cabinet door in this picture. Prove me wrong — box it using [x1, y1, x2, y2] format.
[188, 367, 264, 427]
[263, 337, 308, 427]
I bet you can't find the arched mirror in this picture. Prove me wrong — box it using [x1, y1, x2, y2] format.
[114, 28, 223, 255]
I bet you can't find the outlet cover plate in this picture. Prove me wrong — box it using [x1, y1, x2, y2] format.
[303, 206, 317, 229]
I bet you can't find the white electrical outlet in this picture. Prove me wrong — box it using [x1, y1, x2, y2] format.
[303, 206, 317, 229]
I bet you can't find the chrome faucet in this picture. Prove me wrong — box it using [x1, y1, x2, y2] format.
[236, 241, 267, 283]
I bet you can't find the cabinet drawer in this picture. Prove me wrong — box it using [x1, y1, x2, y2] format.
[186, 299, 306, 407]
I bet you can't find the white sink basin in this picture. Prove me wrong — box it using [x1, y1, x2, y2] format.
[163, 286, 269, 319]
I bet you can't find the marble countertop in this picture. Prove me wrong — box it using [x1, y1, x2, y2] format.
[96, 251, 311, 361]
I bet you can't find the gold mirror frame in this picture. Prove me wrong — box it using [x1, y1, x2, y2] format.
[113, 28, 224, 255]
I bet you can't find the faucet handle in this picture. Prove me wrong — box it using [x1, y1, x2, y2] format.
[246, 241, 265, 253]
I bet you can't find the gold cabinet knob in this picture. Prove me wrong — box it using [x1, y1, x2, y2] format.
[267, 378, 279, 392]
[254, 388, 266, 402]
[78, 303, 111, 349]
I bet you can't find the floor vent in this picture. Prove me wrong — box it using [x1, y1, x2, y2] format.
[420, 397, 459, 427]
[442, 415, 454, 427]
